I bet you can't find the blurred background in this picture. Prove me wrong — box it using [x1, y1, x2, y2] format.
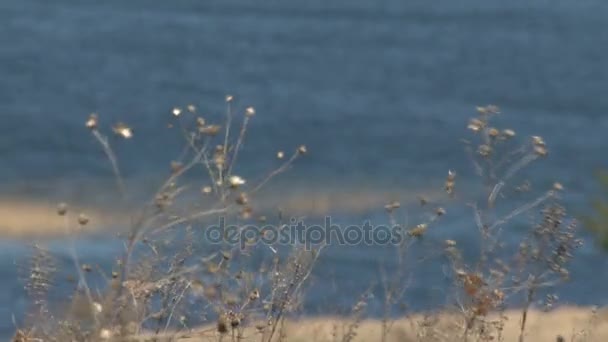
[2, 0, 608, 337]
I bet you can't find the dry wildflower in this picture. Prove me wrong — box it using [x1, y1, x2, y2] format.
[408, 224, 428, 237]
[112, 122, 133, 139]
[199, 124, 221, 135]
[196, 117, 205, 127]
[553, 182, 564, 191]
[531, 135, 546, 147]
[85, 113, 98, 130]
[57, 202, 68, 216]
[228, 175, 246, 188]
[445, 239, 457, 247]
[249, 289, 260, 301]
[463, 273, 485, 296]
[217, 316, 229, 333]
[172, 107, 182, 117]
[502, 129, 516, 138]
[236, 192, 249, 205]
[225, 95, 234, 102]
[92, 302, 103, 314]
[112, 271, 118, 279]
[187, 104, 196, 112]
[221, 250, 231, 260]
[206, 263, 220, 274]
[78, 213, 89, 226]
[241, 206, 253, 220]
[170, 161, 183, 173]
[245, 106, 256, 117]
[487, 127, 499, 137]
[99, 329, 112, 340]
[82, 264, 92, 272]
[202, 186, 212, 194]
[447, 170, 456, 181]
[445, 170, 456, 195]
[477, 105, 500, 115]
[467, 118, 484, 132]
[436, 207, 446, 216]
[297, 145, 308, 154]
[214, 153, 226, 169]
[534, 145, 548, 157]
[277, 151, 284, 159]
[477, 144, 492, 157]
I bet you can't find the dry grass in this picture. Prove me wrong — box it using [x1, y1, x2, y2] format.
[128, 307, 608, 342]
[11, 102, 602, 342]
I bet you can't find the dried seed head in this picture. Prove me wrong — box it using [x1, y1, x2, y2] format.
[225, 95, 234, 103]
[245, 106, 255, 117]
[241, 206, 253, 220]
[408, 224, 428, 237]
[112, 123, 133, 139]
[199, 125, 221, 135]
[531, 135, 546, 147]
[553, 182, 564, 191]
[170, 161, 183, 173]
[82, 264, 92, 272]
[86, 113, 98, 130]
[112, 271, 118, 279]
[487, 128, 499, 137]
[202, 186, 212, 194]
[447, 170, 456, 182]
[57, 202, 68, 216]
[236, 192, 249, 205]
[214, 153, 226, 168]
[228, 175, 246, 188]
[277, 151, 284, 159]
[445, 239, 457, 247]
[297, 145, 307, 154]
[187, 104, 196, 112]
[502, 129, 516, 138]
[172, 107, 182, 116]
[99, 329, 112, 340]
[221, 250, 231, 260]
[534, 145, 548, 157]
[249, 289, 260, 301]
[436, 207, 446, 216]
[217, 316, 228, 333]
[92, 302, 103, 314]
[467, 118, 484, 132]
[445, 181, 455, 195]
[196, 117, 206, 127]
[477, 144, 492, 157]
[477, 105, 500, 115]
[228, 311, 241, 328]
[78, 213, 89, 226]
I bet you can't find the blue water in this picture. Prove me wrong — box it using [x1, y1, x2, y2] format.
[2, 0, 608, 337]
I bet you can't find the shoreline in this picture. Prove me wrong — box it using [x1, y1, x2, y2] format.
[129, 306, 608, 341]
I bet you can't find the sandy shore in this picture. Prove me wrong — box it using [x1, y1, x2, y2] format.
[128, 306, 608, 341]
[0, 186, 445, 238]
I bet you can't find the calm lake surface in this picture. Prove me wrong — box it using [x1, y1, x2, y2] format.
[2, 0, 608, 337]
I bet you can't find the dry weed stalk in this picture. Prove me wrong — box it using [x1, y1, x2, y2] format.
[16, 96, 317, 341]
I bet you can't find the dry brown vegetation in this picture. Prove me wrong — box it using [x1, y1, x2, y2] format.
[11, 101, 602, 342]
